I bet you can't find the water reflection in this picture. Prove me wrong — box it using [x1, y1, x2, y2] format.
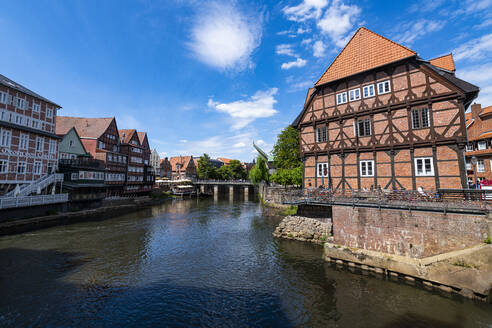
[0, 197, 491, 327]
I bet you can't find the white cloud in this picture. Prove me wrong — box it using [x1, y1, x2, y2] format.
[117, 114, 143, 130]
[475, 18, 492, 29]
[408, 0, 446, 13]
[256, 139, 266, 146]
[297, 27, 311, 34]
[233, 142, 246, 148]
[301, 38, 313, 45]
[281, 57, 307, 70]
[453, 33, 492, 62]
[276, 44, 296, 57]
[475, 85, 492, 108]
[159, 152, 168, 157]
[207, 88, 278, 129]
[456, 64, 492, 83]
[316, 0, 361, 47]
[455, 0, 492, 15]
[180, 139, 188, 143]
[188, 2, 262, 71]
[395, 19, 443, 45]
[313, 40, 326, 57]
[283, 0, 329, 22]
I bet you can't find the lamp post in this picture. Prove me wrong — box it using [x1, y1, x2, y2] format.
[471, 156, 478, 189]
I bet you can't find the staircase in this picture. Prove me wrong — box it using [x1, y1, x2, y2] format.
[4, 173, 64, 197]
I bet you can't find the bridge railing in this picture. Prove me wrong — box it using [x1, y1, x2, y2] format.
[194, 179, 252, 185]
[281, 188, 492, 213]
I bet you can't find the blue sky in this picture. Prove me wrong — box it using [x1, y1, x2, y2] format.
[1, 0, 491, 161]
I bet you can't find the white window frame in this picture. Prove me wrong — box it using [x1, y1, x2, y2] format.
[33, 103, 41, 113]
[465, 144, 473, 152]
[360, 160, 374, 177]
[412, 108, 430, 129]
[477, 159, 485, 172]
[0, 159, 8, 173]
[33, 161, 42, 175]
[355, 118, 371, 137]
[316, 126, 327, 142]
[336, 92, 347, 105]
[46, 107, 53, 118]
[317, 162, 329, 177]
[478, 141, 487, 150]
[17, 161, 26, 174]
[49, 139, 57, 154]
[349, 88, 361, 101]
[363, 84, 375, 98]
[19, 133, 29, 150]
[377, 80, 391, 95]
[415, 157, 434, 176]
[0, 92, 7, 104]
[0, 128, 12, 147]
[36, 136, 44, 152]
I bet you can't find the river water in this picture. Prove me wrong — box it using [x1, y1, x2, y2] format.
[0, 198, 491, 327]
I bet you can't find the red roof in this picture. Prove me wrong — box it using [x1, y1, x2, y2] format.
[429, 54, 456, 72]
[169, 156, 194, 171]
[56, 116, 114, 138]
[315, 27, 416, 86]
[119, 129, 137, 144]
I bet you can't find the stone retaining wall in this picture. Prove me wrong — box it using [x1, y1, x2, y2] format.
[273, 215, 332, 244]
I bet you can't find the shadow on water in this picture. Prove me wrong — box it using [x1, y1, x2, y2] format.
[0, 247, 292, 328]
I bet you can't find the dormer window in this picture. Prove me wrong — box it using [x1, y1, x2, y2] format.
[465, 144, 473, 152]
[336, 92, 347, 105]
[349, 88, 361, 101]
[377, 80, 391, 94]
[478, 141, 487, 150]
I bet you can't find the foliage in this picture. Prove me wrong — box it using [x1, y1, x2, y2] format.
[272, 126, 301, 169]
[249, 156, 270, 185]
[197, 153, 217, 180]
[217, 165, 233, 180]
[485, 236, 491, 244]
[280, 205, 298, 216]
[270, 165, 302, 186]
[228, 159, 247, 179]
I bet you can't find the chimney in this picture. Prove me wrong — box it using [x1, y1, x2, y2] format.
[471, 103, 482, 121]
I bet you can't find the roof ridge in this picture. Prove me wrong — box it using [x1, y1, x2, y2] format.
[429, 52, 453, 61]
[314, 26, 417, 86]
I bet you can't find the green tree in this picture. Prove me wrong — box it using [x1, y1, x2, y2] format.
[217, 165, 233, 180]
[197, 153, 217, 179]
[228, 159, 247, 179]
[271, 165, 302, 187]
[272, 126, 301, 169]
[249, 156, 270, 185]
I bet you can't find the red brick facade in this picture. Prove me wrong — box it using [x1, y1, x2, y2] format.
[294, 28, 479, 191]
[0, 75, 61, 195]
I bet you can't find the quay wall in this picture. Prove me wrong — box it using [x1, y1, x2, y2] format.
[332, 205, 490, 259]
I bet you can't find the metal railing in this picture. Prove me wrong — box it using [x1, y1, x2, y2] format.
[59, 158, 105, 169]
[194, 179, 253, 185]
[281, 188, 492, 214]
[0, 193, 68, 209]
[3, 173, 64, 197]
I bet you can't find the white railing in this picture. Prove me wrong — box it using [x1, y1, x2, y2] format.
[4, 173, 64, 197]
[0, 193, 68, 209]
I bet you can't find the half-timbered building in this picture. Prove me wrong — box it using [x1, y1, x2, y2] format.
[293, 27, 479, 191]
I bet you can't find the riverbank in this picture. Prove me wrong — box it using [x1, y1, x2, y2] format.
[0, 196, 170, 236]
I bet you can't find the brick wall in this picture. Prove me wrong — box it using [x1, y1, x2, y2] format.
[332, 205, 489, 258]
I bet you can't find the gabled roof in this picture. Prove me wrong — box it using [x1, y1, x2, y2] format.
[119, 129, 137, 144]
[315, 27, 417, 86]
[169, 156, 193, 171]
[0, 73, 61, 107]
[137, 132, 148, 144]
[217, 157, 233, 165]
[429, 53, 455, 72]
[56, 116, 114, 138]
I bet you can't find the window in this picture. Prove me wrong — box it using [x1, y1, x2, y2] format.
[316, 126, 327, 142]
[17, 162, 26, 174]
[478, 159, 485, 172]
[466, 160, 471, 170]
[31, 120, 39, 129]
[33, 103, 40, 112]
[49, 139, 57, 154]
[69, 140, 74, 147]
[465, 144, 473, 152]
[415, 157, 434, 176]
[98, 141, 105, 149]
[355, 118, 371, 137]
[317, 162, 329, 177]
[377, 80, 391, 94]
[0, 92, 7, 104]
[0, 129, 11, 147]
[336, 92, 347, 105]
[363, 84, 375, 98]
[478, 141, 487, 150]
[36, 137, 44, 152]
[0, 159, 8, 173]
[412, 108, 430, 129]
[46, 107, 53, 118]
[19, 134, 29, 150]
[349, 88, 361, 101]
[16, 98, 26, 109]
[33, 161, 42, 175]
[360, 160, 374, 177]
[14, 114, 23, 125]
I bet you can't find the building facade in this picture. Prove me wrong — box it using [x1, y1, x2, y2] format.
[137, 132, 155, 191]
[464, 104, 492, 185]
[0, 74, 61, 195]
[150, 149, 161, 176]
[293, 27, 479, 191]
[169, 156, 196, 180]
[56, 117, 127, 196]
[160, 157, 172, 179]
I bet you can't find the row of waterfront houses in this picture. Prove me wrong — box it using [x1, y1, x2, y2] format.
[0, 72, 154, 208]
[294, 27, 483, 192]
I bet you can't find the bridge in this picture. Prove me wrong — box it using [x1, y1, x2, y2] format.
[194, 180, 254, 198]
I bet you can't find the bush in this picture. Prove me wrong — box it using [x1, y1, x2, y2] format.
[485, 236, 491, 244]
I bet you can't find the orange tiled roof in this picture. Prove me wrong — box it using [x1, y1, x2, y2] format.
[217, 157, 233, 165]
[137, 132, 147, 144]
[429, 53, 456, 72]
[315, 27, 417, 86]
[56, 116, 114, 138]
[304, 88, 315, 107]
[119, 129, 137, 144]
[480, 105, 492, 116]
[169, 156, 193, 171]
